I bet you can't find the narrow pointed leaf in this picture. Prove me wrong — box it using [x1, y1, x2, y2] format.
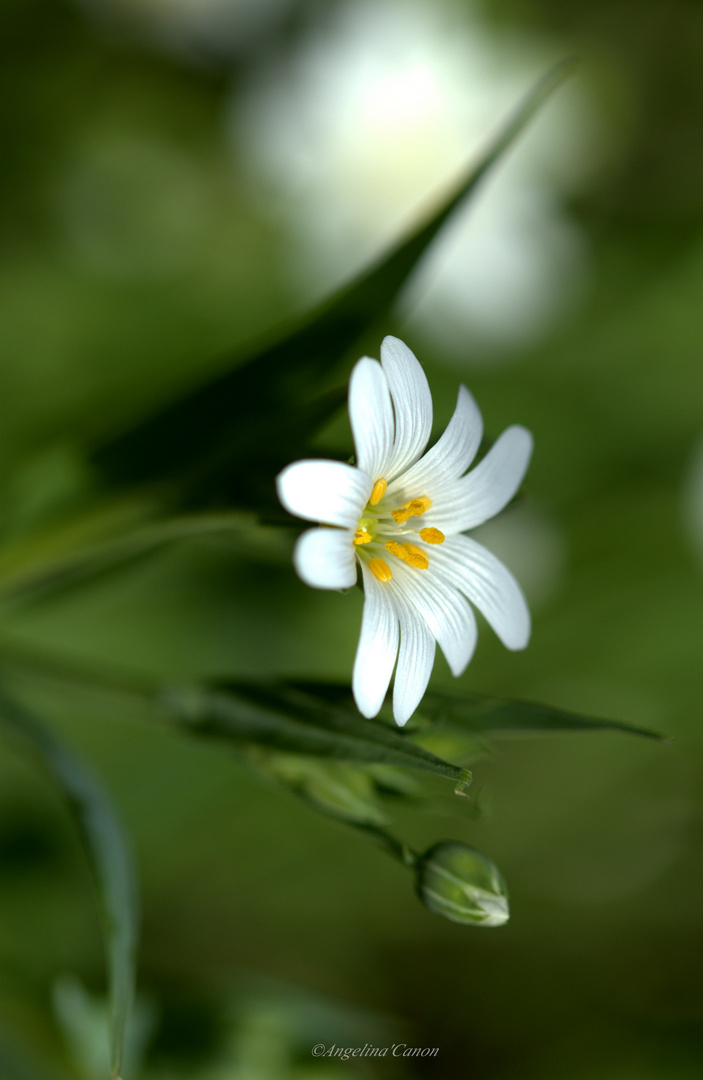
[280, 680, 665, 741]
[0, 689, 138, 1079]
[91, 61, 576, 507]
[156, 681, 471, 785]
[416, 688, 666, 740]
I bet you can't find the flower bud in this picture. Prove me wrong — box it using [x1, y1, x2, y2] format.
[416, 841, 509, 927]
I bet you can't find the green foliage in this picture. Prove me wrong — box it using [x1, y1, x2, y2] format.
[0, 689, 137, 1079]
[0, 41, 667, 1080]
[158, 680, 471, 785]
[283, 680, 663, 740]
[88, 60, 576, 514]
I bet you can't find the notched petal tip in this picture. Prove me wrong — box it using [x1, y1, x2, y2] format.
[392, 704, 412, 727]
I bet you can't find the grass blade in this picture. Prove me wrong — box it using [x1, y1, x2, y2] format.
[0, 688, 138, 1079]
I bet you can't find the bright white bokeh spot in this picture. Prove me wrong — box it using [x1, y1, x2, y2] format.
[473, 503, 567, 608]
[232, 0, 602, 359]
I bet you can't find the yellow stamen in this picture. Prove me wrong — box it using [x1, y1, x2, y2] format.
[369, 478, 387, 506]
[419, 527, 445, 545]
[409, 496, 432, 516]
[401, 543, 429, 569]
[391, 495, 432, 523]
[369, 557, 392, 583]
[385, 541, 430, 570]
[353, 529, 373, 546]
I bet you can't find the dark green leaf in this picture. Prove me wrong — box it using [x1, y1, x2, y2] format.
[156, 681, 471, 785]
[416, 688, 666, 740]
[0, 688, 138, 1080]
[280, 680, 665, 741]
[91, 61, 576, 509]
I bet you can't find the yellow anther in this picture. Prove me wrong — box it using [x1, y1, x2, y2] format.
[419, 527, 445, 545]
[408, 496, 432, 516]
[391, 495, 432, 523]
[385, 541, 430, 571]
[402, 543, 429, 570]
[369, 478, 387, 506]
[369, 557, 392, 583]
[353, 529, 373, 546]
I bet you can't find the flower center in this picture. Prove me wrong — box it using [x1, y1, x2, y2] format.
[353, 477, 445, 582]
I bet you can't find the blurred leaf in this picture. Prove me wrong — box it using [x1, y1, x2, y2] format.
[0, 1038, 65, 1080]
[90, 61, 576, 510]
[365, 763, 422, 798]
[281, 680, 665, 741]
[252, 752, 390, 827]
[53, 976, 157, 1080]
[0, 509, 252, 611]
[156, 681, 472, 786]
[416, 688, 666, 740]
[0, 688, 138, 1080]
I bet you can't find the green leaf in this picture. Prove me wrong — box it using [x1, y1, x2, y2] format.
[279, 680, 665, 741]
[155, 681, 471, 786]
[252, 751, 390, 827]
[90, 61, 576, 508]
[415, 687, 666, 740]
[0, 509, 252, 611]
[0, 688, 138, 1080]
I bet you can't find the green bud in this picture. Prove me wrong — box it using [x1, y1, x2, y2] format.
[416, 841, 509, 927]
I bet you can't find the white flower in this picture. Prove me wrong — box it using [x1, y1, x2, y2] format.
[233, 0, 595, 352]
[276, 336, 533, 726]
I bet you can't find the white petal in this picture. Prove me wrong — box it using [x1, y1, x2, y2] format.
[387, 384, 483, 499]
[430, 535, 531, 650]
[392, 590, 436, 726]
[349, 357, 395, 481]
[429, 426, 533, 533]
[352, 563, 399, 718]
[293, 527, 357, 590]
[391, 560, 478, 677]
[277, 459, 372, 528]
[380, 336, 433, 477]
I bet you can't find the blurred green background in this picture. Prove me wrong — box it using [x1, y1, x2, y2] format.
[2, 0, 703, 1077]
